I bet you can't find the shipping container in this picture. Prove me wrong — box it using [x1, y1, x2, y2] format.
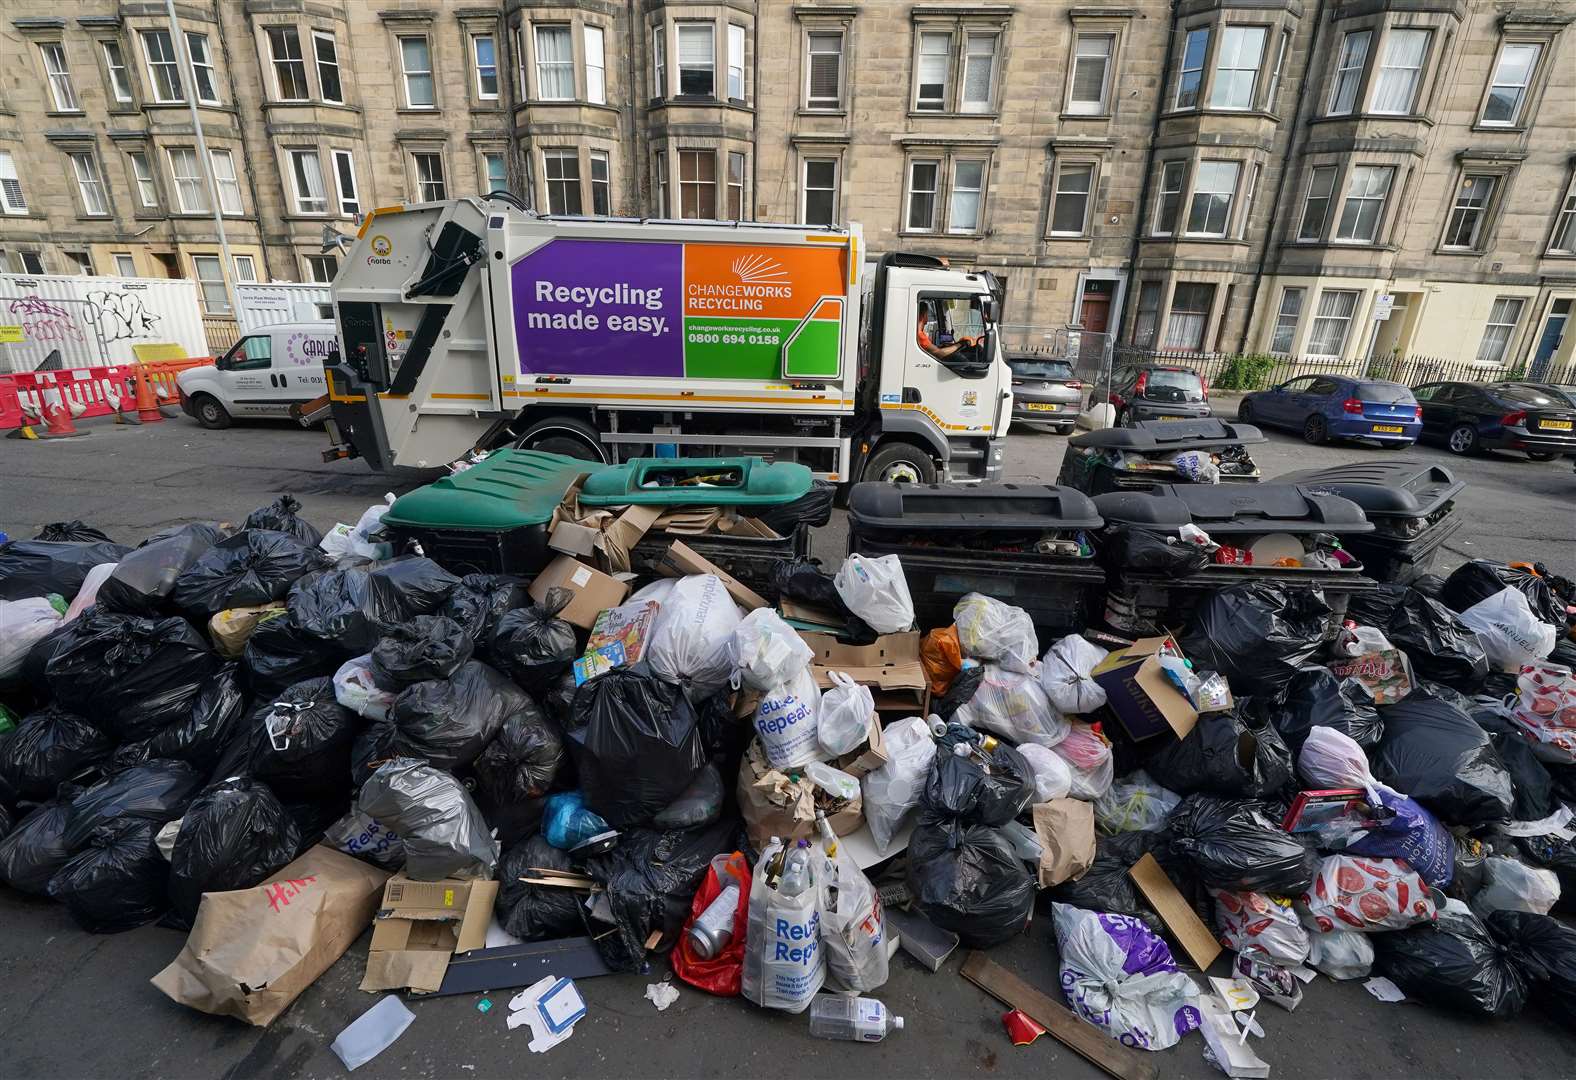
[234, 282, 334, 332]
[0, 273, 208, 373]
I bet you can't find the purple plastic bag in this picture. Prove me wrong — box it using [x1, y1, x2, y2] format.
[1347, 789, 1453, 890]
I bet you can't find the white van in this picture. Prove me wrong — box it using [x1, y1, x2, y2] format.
[177, 321, 337, 428]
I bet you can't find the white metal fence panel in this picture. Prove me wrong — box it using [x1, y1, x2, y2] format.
[0, 273, 208, 373]
[234, 282, 334, 332]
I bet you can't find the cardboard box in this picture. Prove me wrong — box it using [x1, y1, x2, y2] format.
[801, 631, 929, 721]
[361, 875, 500, 994]
[1090, 635, 1198, 742]
[529, 555, 630, 629]
[548, 520, 600, 559]
[834, 712, 888, 779]
[656, 540, 767, 611]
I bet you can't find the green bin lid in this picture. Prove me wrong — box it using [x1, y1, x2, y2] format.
[578, 457, 814, 507]
[383, 450, 602, 531]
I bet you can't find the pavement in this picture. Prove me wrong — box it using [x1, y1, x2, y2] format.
[2, 412, 1575, 1079]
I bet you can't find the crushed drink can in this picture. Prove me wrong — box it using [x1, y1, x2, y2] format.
[687, 881, 740, 959]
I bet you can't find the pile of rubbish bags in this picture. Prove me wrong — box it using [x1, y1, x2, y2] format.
[3, 495, 1575, 1066]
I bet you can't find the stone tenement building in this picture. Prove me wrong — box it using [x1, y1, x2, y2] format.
[1, 0, 1573, 372]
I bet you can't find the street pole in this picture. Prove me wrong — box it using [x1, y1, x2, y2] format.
[165, 0, 236, 316]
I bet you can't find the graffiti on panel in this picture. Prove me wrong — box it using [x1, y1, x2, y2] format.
[86, 289, 163, 343]
[7, 295, 85, 344]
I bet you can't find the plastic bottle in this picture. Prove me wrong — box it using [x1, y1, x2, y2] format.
[808, 994, 904, 1042]
[805, 760, 861, 802]
[779, 839, 813, 897]
[815, 810, 841, 908]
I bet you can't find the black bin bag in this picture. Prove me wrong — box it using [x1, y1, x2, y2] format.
[63, 759, 203, 851]
[1099, 526, 1212, 574]
[921, 741, 1035, 826]
[289, 558, 460, 655]
[1374, 907, 1527, 1018]
[45, 610, 220, 742]
[114, 663, 249, 773]
[34, 521, 113, 543]
[243, 494, 323, 547]
[490, 589, 578, 695]
[250, 676, 359, 803]
[383, 661, 522, 773]
[1350, 585, 1489, 691]
[1487, 910, 1576, 1028]
[0, 785, 84, 895]
[1441, 560, 1564, 628]
[495, 835, 587, 943]
[167, 777, 302, 930]
[240, 611, 346, 701]
[1163, 794, 1319, 895]
[566, 667, 707, 828]
[1050, 831, 1187, 937]
[1272, 666, 1383, 752]
[47, 818, 169, 934]
[0, 705, 114, 801]
[472, 697, 564, 810]
[1143, 705, 1294, 800]
[1180, 583, 1331, 698]
[442, 573, 528, 656]
[97, 523, 226, 614]
[1373, 692, 1514, 826]
[171, 530, 326, 621]
[370, 615, 475, 689]
[0, 540, 130, 602]
[907, 816, 1036, 949]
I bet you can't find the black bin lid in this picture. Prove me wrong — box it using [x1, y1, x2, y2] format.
[1270, 461, 1463, 519]
[1093, 483, 1374, 535]
[1068, 418, 1266, 452]
[848, 482, 1104, 532]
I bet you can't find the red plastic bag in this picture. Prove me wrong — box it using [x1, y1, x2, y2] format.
[671, 850, 751, 996]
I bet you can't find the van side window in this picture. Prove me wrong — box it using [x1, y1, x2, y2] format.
[230, 335, 273, 371]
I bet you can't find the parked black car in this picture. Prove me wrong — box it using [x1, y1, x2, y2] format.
[1413, 380, 1576, 460]
[1106, 363, 1213, 424]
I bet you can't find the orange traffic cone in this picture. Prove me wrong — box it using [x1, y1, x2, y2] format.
[38, 390, 88, 439]
[135, 365, 165, 424]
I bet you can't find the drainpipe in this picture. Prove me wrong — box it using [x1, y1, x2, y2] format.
[213, 2, 276, 282]
[1234, 0, 1330, 354]
[1121, 1, 1181, 346]
[627, 0, 640, 215]
[750, 13, 759, 222]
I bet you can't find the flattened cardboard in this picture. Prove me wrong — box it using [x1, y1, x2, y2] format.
[656, 540, 767, 610]
[1128, 853, 1221, 972]
[529, 555, 629, 630]
[548, 520, 600, 559]
[601, 503, 663, 570]
[802, 631, 929, 719]
[362, 875, 500, 994]
[1091, 636, 1198, 742]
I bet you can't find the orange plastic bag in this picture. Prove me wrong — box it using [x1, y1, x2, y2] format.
[921, 625, 963, 695]
[671, 851, 751, 996]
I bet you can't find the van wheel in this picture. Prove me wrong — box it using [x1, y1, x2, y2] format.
[864, 441, 937, 485]
[514, 416, 606, 462]
[192, 394, 231, 430]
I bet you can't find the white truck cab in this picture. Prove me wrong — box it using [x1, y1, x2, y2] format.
[178, 320, 337, 429]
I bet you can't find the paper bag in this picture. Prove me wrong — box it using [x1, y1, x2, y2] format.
[151, 846, 390, 1026]
[1032, 798, 1096, 888]
[736, 741, 861, 849]
[209, 603, 287, 659]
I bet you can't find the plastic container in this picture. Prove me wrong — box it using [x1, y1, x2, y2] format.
[1058, 419, 1267, 496]
[808, 995, 904, 1042]
[847, 482, 1105, 638]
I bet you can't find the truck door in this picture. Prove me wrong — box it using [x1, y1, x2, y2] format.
[907, 292, 1002, 435]
[216, 333, 287, 416]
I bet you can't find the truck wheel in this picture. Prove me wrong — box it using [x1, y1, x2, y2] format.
[864, 441, 937, 485]
[514, 416, 606, 462]
[192, 394, 231, 430]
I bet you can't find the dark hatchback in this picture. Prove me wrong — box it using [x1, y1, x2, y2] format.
[1413, 380, 1576, 459]
[1008, 356, 1085, 433]
[1106, 364, 1213, 424]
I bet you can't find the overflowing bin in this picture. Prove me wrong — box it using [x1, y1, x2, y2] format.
[846, 482, 1105, 638]
[1057, 419, 1265, 496]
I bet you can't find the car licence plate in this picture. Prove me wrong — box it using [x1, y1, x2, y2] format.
[1372, 425, 1404, 433]
[1025, 402, 1060, 412]
[1541, 419, 1573, 431]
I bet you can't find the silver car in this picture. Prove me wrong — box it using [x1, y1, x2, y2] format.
[1008, 356, 1084, 433]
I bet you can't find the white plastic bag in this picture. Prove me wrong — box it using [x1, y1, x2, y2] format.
[834, 554, 914, 634]
[0, 597, 63, 679]
[334, 654, 398, 721]
[1039, 635, 1110, 714]
[64, 560, 116, 622]
[753, 667, 824, 770]
[646, 574, 743, 691]
[953, 663, 1069, 747]
[1470, 857, 1561, 918]
[818, 838, 888, 992]
[953, 593, 1038, 672]
[1297, 726, 1381, 793]
[1307, 927, 1374, 980]
[861, 717, 937, 853]
[728, 608, 812, 692]
[818, 671, 874, 757]
[1298, 854, 1435, 933]
[1017, 743, 1074, 803]
[1051, 903, 1201, 1052]
[1212, 889, 1311, 966]
[1051, 722, 1114, 800]
[1459, 587, 1557, 670]
[1094, 771, 1181, 835]
[321, 495, 396, 562]
[742, 837, 826, 1012]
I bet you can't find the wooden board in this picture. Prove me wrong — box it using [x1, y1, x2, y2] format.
[1128, 852, 1223, 972]
[959, 952, 1160, 1080]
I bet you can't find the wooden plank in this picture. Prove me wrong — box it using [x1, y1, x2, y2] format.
[960, 952, 1160, 1080]
[1128, 853, 1223, 973]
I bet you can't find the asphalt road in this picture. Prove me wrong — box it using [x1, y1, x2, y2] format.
[1, 412, 1575, 1080]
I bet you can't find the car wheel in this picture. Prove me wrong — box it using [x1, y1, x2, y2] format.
[514, 416, 606, 462]
[1302, 414, 1328, 445]
[1447, 423, 1479, 455]
[1527, 450, 1558, 461]
[864, 440, 938, 485]
[192, 394, 231, 430]
[1237, 399, 1254, 423]
[1113, 407, 1130, 428]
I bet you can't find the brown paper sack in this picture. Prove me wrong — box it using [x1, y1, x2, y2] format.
[208, 603, 286, 659]
[736, 741, 861, 849]
[1033, 799, 1097, 888]
[151, 846, 390, 1026]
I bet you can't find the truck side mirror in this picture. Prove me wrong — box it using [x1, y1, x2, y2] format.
[981, 296, 995, 322]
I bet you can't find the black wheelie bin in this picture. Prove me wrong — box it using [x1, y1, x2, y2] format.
[1057, 419, 1266, 496]
[1270, 461, 1464, 584]
[1093, 482, 1380, 634]
[846, 482, 1105, 638]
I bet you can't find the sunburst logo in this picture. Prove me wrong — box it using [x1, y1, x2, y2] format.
[731, 254, 789, 284]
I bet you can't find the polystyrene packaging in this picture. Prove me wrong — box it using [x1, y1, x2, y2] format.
[953, 663, 1069, 747]
[753, 667, 824, 770]
[861, 718, 937, 853]
[1040, 635, 1110, 714]
[953, 594, 1039, 673]
[729, 609, 813, 692]
[742, 838, 825, 1012]
[818, 671, 874, 757]
[1016, 743, 1074, 803]
[646, 575, 744, 691]
[834, 555, 914, 634]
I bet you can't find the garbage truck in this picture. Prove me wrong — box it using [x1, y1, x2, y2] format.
[317, 195, 1012, 483]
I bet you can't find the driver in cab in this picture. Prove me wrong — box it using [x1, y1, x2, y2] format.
[916, 302, 978, 362]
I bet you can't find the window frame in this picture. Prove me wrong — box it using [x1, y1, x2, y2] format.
[1478, 40, 1542, 128]
[948, 157, 988, 234]
[1476, 296, 1527, 366]
[1306, 288, 1362, 358]
[1184, 159, 1241, 239]
[113, 253, 137, 276]
[652, 25, 667, 98]
[332, 148, 360, 217]
[1173, 27, 1209, 110]
[585, 25, 607, 105]
[1265, 29, 1291, 109]
[1238, 162, 1262, 240]
[141, 29, 183, 103]
[727, 23, 747, 102]
[905, 157, 943, 233]
[0, 150, 27, 215]
[727, 150, 747, 219]
[1332, 164, 1395, 245]
[17, 252, 46, 276]
[127, 149, 158, 209]
[411, 150, 447, 202]
[101, 40, 135, 104]
[68, 151, 109, 217]
[481, 150, 508, 197]
[209, 148, 243, 216]
[654, 150, 669, 216]
[1441, 173, 1498, 252]
[41, 42, 81, 113]
[472, 33, 499, 100]
[677, 148, 718, 219]
[1369, 27, 1430, 116]
[191, 254, 231, 314]
[1297, 164, 1338, 242]
[801, 156, 840, 225]
[1066, 31, 1114, 116]
[543, 148, 584, 216]
[185, 32, 221, 106]
[267, 25, 310, 103]
[533, 24, 575, 102]
[676, 21, 717, 99]
[914, 29, 953, 112]
[302, 253, 338, 284]
[313, 30, 344, 105]
[959, 31, 999, 114]
[1326, 29, 1372, 117]
[1163, 281, 1217, 351]
[1208, 25, 1267, 112]
[804, 29, 845, 111]
[286, 147, 329, 215]
[1152, 160, 1187, 237]
[398, 34, 436, 109]
[590, 149, 611, 215]
[1548, 178, 1576, 255]
[1048, 159, 1097, 238]
[232, 254, 258, 283]
[166, 146, 207, 214]
[1269, 286, 1305, 355]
